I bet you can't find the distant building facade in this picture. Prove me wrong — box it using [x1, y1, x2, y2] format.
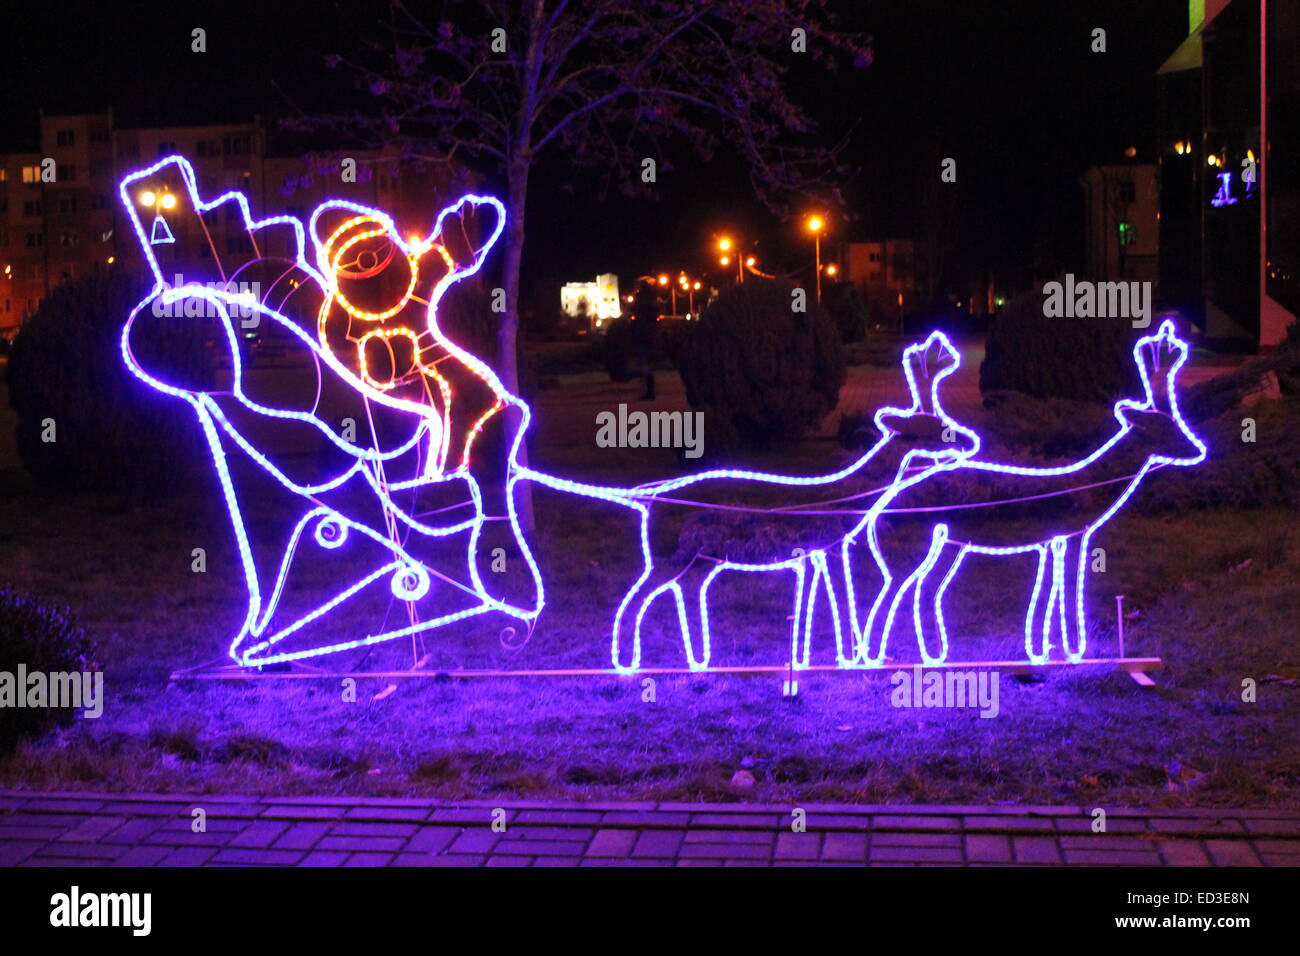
[841, 239, 918, 327]
[0, 110, 461, 333]
[560, 273, 621, 327]
[1156, 0, 1298, 348]
[1080, 163, 1159, 283]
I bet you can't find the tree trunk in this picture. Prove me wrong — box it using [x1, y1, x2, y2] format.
[500, 159, 535, 530]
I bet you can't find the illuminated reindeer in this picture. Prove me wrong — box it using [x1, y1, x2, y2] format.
[543, 331, 981, 673]
[854, 320, 1206, 666]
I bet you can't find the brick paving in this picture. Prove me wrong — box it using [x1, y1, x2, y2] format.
[1, 791, 1297, 867]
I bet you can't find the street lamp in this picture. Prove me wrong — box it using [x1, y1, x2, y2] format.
[806, 214, 825, 303]
[716, 236, 744, 282]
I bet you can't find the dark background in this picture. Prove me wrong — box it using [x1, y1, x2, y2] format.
[0, 0, 1189, 288]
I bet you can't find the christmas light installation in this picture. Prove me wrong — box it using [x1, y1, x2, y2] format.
[120, 156, 1204, 676]
[516, 331, 982, 673]
[118, 156, 542, 666]
[852, 319, 1205, 667]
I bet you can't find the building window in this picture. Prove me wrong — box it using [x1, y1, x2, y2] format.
[62, 164, 76, 182]
[25, 233, 43, 248]
[118, 140, 140, 159]
[90, 193, 109, 210]
[21, 166, 41, 184]
[89, 159, 112, 179]
[59, 230, 79, 248]
[1118, 222, 1136, 247]
[1117, 181, 1136, 204]
[197, 140, 218, 157]
[58, 196, 78, 214]
[89, 126, 110, 144]
[223, 134, 251, 156]
[0, 168, 7, 182]
[157, 142, 176, 157]
[0, 197, 7, 214]
[55, 129, 75, 147]
[22, 200, 42, 218]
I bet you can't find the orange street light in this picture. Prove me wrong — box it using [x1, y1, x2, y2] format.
[826, 263, 838, 278]
[658, 274, 669, 285]
[806, 214, 827, 303]
[717, 237, 732, 253]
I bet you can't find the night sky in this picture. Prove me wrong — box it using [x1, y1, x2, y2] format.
[1, 0, 1188, 290]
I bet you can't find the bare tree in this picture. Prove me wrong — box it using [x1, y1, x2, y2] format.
[303, 0, 867, 523]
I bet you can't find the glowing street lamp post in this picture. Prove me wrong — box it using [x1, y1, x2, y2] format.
[717, 236, 744, 283]
[807, 215, 825, 303]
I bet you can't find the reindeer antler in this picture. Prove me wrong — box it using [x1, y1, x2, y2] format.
[903, 331, 960, 414]
[1134, 319, 1188, 412]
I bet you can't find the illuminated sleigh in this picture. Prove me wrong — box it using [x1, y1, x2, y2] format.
[119, 157, 542, 667]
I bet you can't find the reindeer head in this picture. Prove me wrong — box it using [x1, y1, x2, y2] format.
[1115, 320, 1206, 467]
[873, 330, 980, 462]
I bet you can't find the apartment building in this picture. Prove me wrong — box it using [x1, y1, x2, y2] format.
[0, 110, 463, 334]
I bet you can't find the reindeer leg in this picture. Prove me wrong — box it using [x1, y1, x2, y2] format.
[678, 558, 722, 670]
[807, 549, 854, 668]
[915, 544, 967, 665]
[1063, 533, 1088, 662]
[1041, 536, 1071, 662]
[788, 558, 810, 670]
[838, 532, 875, 665]
[1024, 545, 1050, 664]
[611, 507, 657, 673]
[904, 526, 952, 666]
[864, 520, 945, 665]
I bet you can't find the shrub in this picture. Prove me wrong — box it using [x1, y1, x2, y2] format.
[979, 281, 1142, 402]
[600, 318, 637, 382]
[6, 268, 215, 499]
[0, 588, 97, 753]
[676, 278, 845, 448]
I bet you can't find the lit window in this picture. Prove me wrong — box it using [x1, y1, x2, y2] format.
[55, 130, 75, 147]
[21, 166, 40, 184]
[1118, 222, 1136, 247]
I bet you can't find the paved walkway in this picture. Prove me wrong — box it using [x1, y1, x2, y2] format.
[2, 791, 1297, 866]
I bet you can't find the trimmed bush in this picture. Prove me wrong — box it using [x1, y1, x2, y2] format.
[0, 588, 97, 752]
[6, 268, 215, 499]
[600, 318, 637, 382]
[677, 278, 845, 448]
[979, 281, 1142, 403]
